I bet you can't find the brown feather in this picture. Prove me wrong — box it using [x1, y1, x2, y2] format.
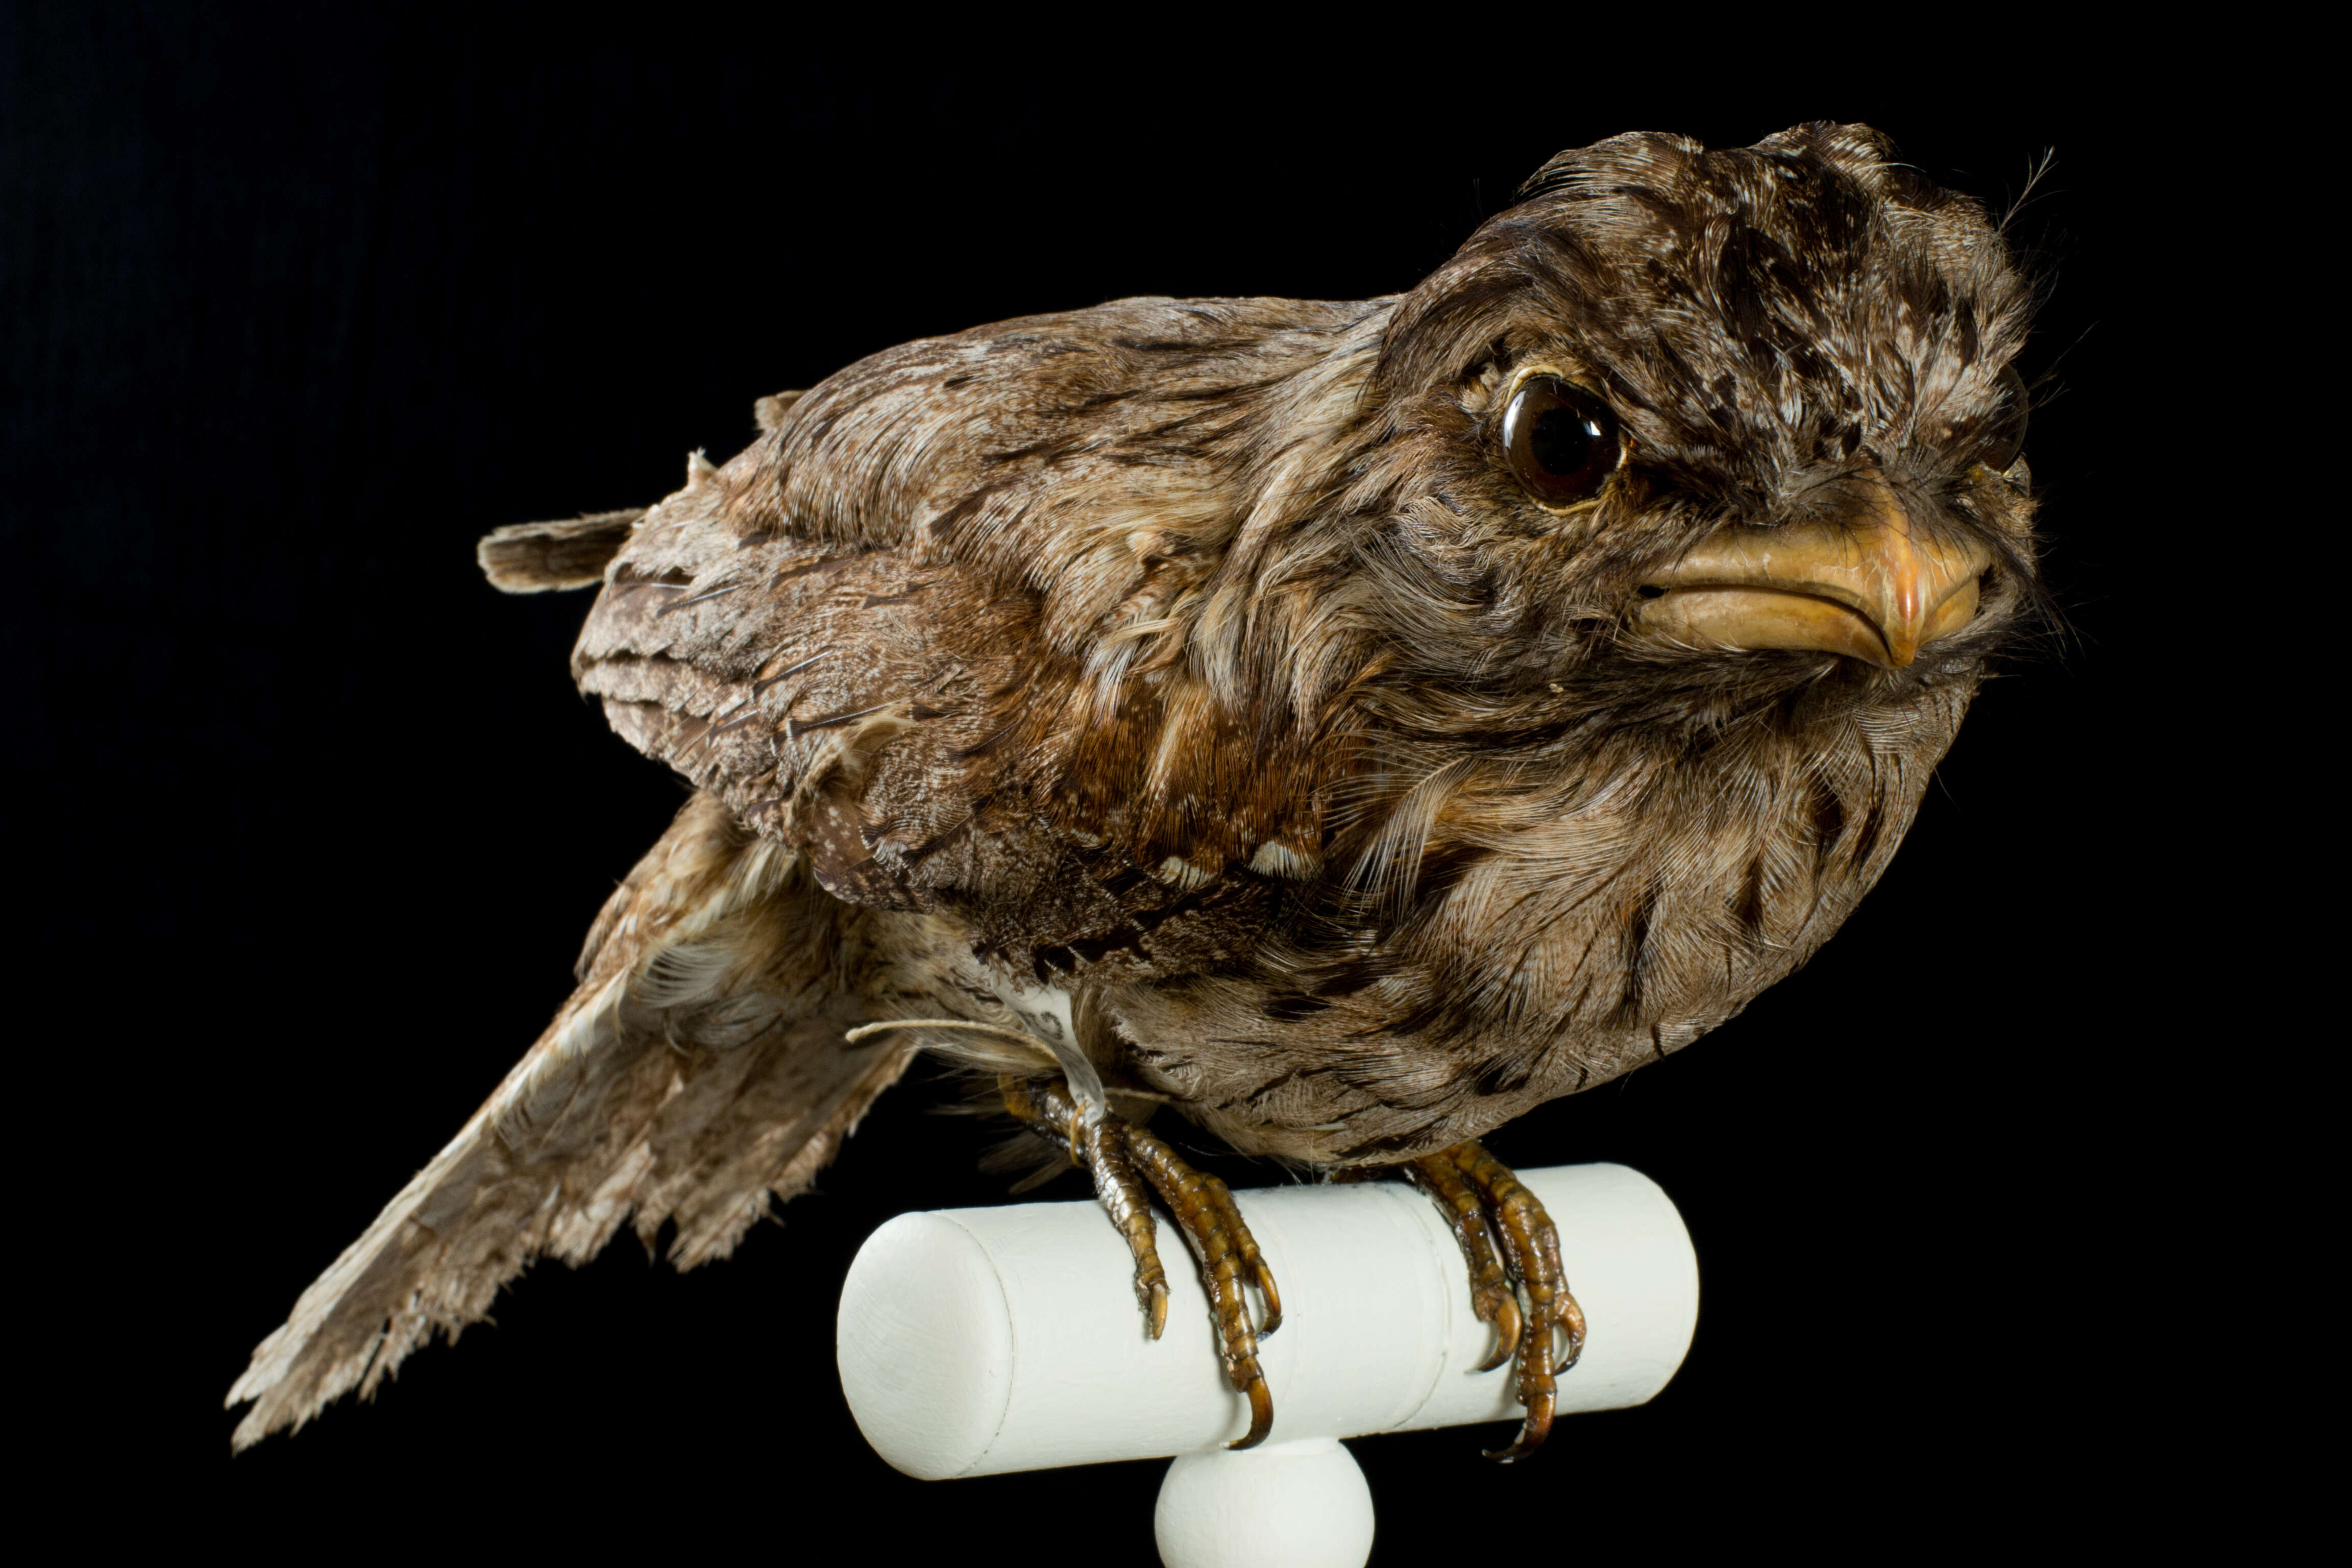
[475, 508, 645, 592]
[233, 121, 2044, 1444]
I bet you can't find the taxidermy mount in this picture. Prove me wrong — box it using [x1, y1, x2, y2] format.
[229, 121, 2042, 1458]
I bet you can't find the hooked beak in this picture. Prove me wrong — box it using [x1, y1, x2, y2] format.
[1628, 473, 1990, 669]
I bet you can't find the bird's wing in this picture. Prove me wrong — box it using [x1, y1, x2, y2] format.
[565, 297, 1389, 973]
[226, 792, 912, 1449]
[570, 471, 1174, 965]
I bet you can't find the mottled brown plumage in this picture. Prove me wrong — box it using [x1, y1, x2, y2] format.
[230, 121, 2040, 1449]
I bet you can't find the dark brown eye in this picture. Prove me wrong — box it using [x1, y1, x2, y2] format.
[1976, 363, 2029, 472]
[1502, 374, 1620, 505]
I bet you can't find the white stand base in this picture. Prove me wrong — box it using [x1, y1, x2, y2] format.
[1155, 1437, 1374, 1568]
[838, 1161, 1695, 1563]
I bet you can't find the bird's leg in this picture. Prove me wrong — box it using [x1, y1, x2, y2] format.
[1404, 1140, 1586, 1462]
[1001, 1076, 1169, 1335]
[1405, 1148, 1524, 1372]
[1000, 1074, 1279, 1449]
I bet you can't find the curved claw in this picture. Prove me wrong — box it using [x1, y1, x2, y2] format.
[1195, 1167, 1283, 1337]
[1001, 1074, 1283, 1447]
[1405, 1140, 1585, 1463]
[1557, 1293, 1588, 1370]
[1251, 1259, 1284, 1338]
[1482, 1387, 1555, 1463]
[1142, 1278, 1169, 1341]
[1474, 1293, 1524, 1375]
[1230, 1371, 1275, 1450]
[1409, 1149, 1525, 1374]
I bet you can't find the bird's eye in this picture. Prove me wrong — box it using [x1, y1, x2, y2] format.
[1501, 375, 1621, 506]
[1974, 364, 2029, 473]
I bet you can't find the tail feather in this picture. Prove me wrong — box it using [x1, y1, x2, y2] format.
[226, 793, 911, 1449]
[476, 509, 644, 593]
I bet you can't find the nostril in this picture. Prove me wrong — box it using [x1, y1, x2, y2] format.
[1635, 584, 1666, 600]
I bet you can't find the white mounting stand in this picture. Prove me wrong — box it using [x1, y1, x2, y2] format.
[837, 1162, 1697, 1567]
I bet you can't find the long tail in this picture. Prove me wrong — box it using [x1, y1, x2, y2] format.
[226, 793, 910, 1448]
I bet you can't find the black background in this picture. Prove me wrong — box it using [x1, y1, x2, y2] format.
[11, 7, 2197, 1554]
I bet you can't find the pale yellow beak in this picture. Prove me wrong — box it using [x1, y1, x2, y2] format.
[1629, 474, 1989, 669]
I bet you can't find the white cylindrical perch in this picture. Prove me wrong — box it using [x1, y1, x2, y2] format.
[837, 1161, 1696, 1478]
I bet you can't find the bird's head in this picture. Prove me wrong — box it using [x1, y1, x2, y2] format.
[1131, 124, 2059, 1079]
[1337, 121, 2042, 746]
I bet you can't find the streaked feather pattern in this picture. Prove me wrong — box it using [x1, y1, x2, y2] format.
[232, 122, 2044, 1445]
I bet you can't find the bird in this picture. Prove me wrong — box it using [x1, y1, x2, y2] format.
[228, 121, 2042, 1459]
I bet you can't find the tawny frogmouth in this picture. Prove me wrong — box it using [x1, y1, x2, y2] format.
[230, 121, 2040, 1457]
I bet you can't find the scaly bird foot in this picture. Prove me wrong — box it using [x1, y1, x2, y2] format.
[1001, 1075, 1281, 1449]
[1405, 1140, 1586, 1462]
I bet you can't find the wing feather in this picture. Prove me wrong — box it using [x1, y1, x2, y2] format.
[226, 793, 911, 1448]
